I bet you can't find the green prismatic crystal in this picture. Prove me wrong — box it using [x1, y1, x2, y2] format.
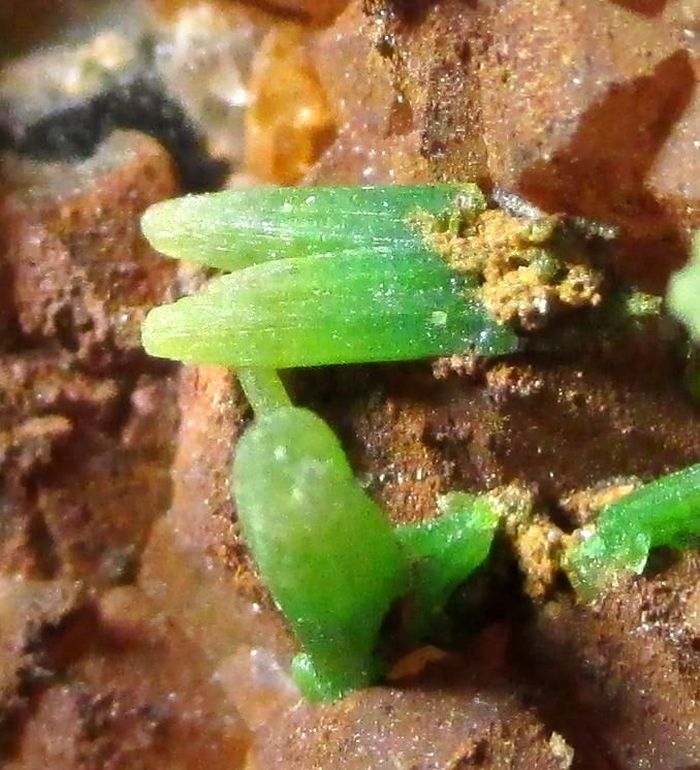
[565, 462, 700, 598]
[141, 184, 517, 368]
[396, 492, 498, 638]
[143, 250, 516, 367]
[237, 367, 291, 412]
[233, 405, 408, 701]
[142, 184, 485, 269]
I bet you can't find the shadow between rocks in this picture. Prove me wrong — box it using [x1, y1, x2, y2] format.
[608, 0, 668, 17]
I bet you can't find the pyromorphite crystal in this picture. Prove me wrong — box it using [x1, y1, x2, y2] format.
[670, 263, 700, 341]
[141, 184, 484, 270]
[565, 462, 700, 598]
[396, 492, 499, 638]
[233, 406, 408, 701]
[232, 382, 504, 700]
[237, 367, 291, 413]
[142, 249, 517, 367]
[668, 232, 700, 342]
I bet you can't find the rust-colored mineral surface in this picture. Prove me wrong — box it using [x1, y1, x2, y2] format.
[1, 1, 699, 769]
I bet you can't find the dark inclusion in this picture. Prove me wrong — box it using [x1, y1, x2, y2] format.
[0, 74, 229, 192]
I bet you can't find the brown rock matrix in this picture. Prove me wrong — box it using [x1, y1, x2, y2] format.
[1, 1, 700, 768]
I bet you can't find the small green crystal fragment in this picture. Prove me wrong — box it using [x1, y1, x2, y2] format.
[565, 463, 700, 598]
[396, 492, 499, 638]
[622, 290, 664, 318]
[669, 264, 700, 340]
[588, 286, 663, 339]
[143, 250, 517, 368]
[237, 368, 291, 413]
[668, 232, 700, 342]
[233, 406, 408, 701]
[142, 185, 481, 270]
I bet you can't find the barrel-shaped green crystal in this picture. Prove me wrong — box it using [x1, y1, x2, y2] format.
[566, 462, 700, 598]
[142, 250, 517, 368]
[232, 406, 408, 701]
[141, 184, 484, 270]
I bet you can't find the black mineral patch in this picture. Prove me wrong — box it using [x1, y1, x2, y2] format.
[2, 75, 229, 192]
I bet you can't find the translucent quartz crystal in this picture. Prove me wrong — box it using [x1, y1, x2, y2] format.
[153, 3, 263, 167]
[246, 25, 336, 185]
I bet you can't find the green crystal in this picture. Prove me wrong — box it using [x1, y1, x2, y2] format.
[237, 368, 291, 413]
[141, 184, 484, 270]
[396, 492, 498, 638]
[565, 462, 700, 598]
[142, 250, 517, 368]
[668, 230, 700, 342]
[232, 378, 504, 699]
[233, 406, 408, 701]
[669, 269, 700, 343]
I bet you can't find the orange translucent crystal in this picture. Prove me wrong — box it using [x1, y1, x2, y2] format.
[246, 25, 337, 185]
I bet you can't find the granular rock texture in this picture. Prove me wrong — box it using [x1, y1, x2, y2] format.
[1, 1, 700, 769]
[3, 132, 178, 367]
[516, 553, 700, 769]
[252, 660, 575, 770]
[0, 131, 180, 583]
[5, 586, 249, 770]
[0, 129, 201, 765]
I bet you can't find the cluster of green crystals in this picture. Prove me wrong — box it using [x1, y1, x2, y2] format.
[140, 185, 516, 699]
[139, 184, 700, 701]
[233, 370, 499, 700]
[141, 185, 518, 367]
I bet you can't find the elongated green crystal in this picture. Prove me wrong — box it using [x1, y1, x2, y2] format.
[565, 462, 700, 598]
[143, 250, 517, 368]
[233, 406, 408, 701]
[396, 492, 499, 638]
[237, 368, 291, 413]
[141, 184, 483, 270]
